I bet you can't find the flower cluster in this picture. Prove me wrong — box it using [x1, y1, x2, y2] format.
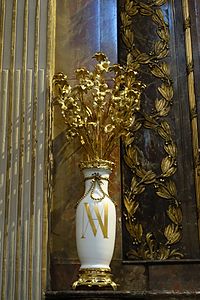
[53, 52, 144, 160]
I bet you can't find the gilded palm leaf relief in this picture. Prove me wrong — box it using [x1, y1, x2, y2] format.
[120, 0, 184, 260]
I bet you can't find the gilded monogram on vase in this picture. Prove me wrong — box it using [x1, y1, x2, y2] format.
[120, 0, 184, 260]
[81, 203, 109, 239]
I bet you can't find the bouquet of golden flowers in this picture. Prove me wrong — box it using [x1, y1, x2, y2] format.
[52, 52, 144, 161]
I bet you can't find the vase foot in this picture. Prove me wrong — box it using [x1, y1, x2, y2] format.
[72, 268, 118, 291]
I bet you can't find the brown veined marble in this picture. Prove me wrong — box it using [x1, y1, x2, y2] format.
[51, 0, 119, 289]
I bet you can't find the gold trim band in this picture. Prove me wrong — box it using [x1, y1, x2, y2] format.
[183, 16, 191, 30]
[186, 61, 194, 75]
[80, 159, 115, 171]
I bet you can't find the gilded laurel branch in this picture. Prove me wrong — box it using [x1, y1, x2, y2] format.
[121, 0, 184, 260]
[53, 52, 144, 161]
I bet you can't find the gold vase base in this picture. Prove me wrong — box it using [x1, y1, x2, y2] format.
[72, 268, 118, 291]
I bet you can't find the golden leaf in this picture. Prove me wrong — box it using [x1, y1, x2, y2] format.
[136, 53, 150, 64]
[161, 120, 171, 135]
[125, 135, 134, 147]
[169, 249, 184, 259]
[158, 83, 173, 101]
[146, 233, 155, 253]
[122, 33, 132, 49]
[135, 223, 143, 242]
[157, 27, 170, 42]
[154, 0, 167, 6]
[136, 185, 145, 194]
[161, 156, 176, 177]
[130, 174, 145, 194]
[136, 167, 147, 178]
[164, 224, 181, 244]
[127, 53, 134, 66]
[167, 205, 182, 225]
[131, 48, 141, 58]
[130, 62, 141, 70]
[140, 3, 151, 9]
[125, 222, 135, 237]
[165, 166, 176, 177]
[159, 106, 170, 117]
[143, 170, 156, 184]
[156, 181, 176, 199]
[155, 9, 165, 23]
[120, 12, 132, 27]
[151, 66, 164, 78]
[160, 62, 170, 77]
[154, 41, 166, 55]
[128, 7, 139, 16]
[131, 176, 137, 192]
[155, 99, 170, 117]
[161, 156, 173, 173]
[124, 154, 134, 168]
[125, 0, 134, 11]
[152, 13, 163, 26]
[156, 184, 172, 199]
[158, 246, 170, 260]
[127, 146, 139, 165]
[124, 196, 139, 216]
[157, 48, 169, 59]
[132, 120, 142, 131]
[143, 249, 152, 260]
[155, 98, 166, 111]
[140, 8, 153, 16]
[125, 28, 135, 45]
[144, 115, 158, 129]
[164, 143, 177, 157]
[157, 127, 168, 140]
[167, 180, 177, 197]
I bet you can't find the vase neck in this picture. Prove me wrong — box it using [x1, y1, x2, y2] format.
[82, 168, 111, 196]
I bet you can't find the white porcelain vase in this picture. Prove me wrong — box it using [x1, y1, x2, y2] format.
[72, 160, 117, 290]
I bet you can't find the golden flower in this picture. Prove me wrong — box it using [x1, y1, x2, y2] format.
[62, 84, 71, 94]
[104, 124, 115, 133]
[92, 52, 108, 62]
[53, 72, 68, 83]
[75, 67, 89, 78]
[52, 52, 144, 160]
[111, 64, 123, 73]
[53, 73, 69, 97]
[85, 79, 94, 88]
[126, 68, 137, 76]
[96, 60, 110, 72]
[80, 84, 87, 90]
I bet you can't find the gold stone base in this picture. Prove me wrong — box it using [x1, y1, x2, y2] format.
[72, 268, 117, 290]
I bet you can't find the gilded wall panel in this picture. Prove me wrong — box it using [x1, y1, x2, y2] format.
[119, 0, 200, 261]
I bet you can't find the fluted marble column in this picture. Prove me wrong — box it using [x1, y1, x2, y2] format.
[0, 1, 55, 299]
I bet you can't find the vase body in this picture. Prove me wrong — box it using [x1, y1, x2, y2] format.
[73, 162, 117, 289]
